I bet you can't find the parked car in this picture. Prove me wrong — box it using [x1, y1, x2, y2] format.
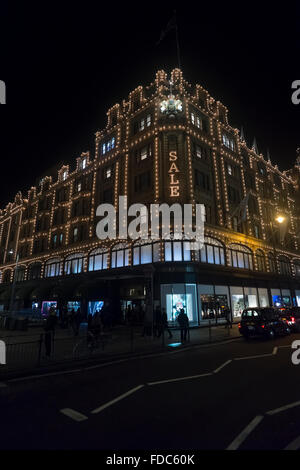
[279, 307, 300, 332]
[239, 307, 291, 340]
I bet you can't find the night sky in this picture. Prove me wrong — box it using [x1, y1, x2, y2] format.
[0, 1, 299, 207]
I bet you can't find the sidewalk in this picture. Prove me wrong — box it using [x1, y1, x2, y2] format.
[0, 323, 241, 377]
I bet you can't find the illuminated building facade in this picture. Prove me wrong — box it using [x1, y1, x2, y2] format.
[0, 69, 300, 324]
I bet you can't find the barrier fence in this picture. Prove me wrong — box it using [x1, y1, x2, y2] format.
[1, 321, 234, 374]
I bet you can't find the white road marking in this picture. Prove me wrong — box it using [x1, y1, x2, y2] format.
[60, 408, 88, 422]
[91, 385, 144, 414]
[284, 435, 300, 450]
[266, 400, 300, 416]
[234, 353, 273, 361]
[272, 347, 278, 355]
[213, 359, 232, 373]
[226, 415, 264, 450]
[8, 369, 81, 382]
[147, 372, 213, 386]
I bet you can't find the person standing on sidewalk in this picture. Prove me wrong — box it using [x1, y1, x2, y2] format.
[160, 308, 173, 339]
[224, 307, 232, 328]
[177, 308, 189, 343]
[44, 307, 57, 358]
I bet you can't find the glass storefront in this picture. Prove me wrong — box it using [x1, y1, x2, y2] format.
[296, 290, 300, 307]
[67, 301, 81, 312]
[244, 287, 258, 308]
[161, 284, 198, 326]
[41, 300, 57, 316]
[198, 285, 229, 321]
[230, 286, 245, 317]
[88, 300, 104, 316]
[271, 288, 292, 307]
[258, 288, 269, 307]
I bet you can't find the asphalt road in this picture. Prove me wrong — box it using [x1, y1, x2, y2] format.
[1, 333, 300, 451]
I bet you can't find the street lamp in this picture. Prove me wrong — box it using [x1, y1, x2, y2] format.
[8, 249, 19, 314]
[275, 215, 285, 224]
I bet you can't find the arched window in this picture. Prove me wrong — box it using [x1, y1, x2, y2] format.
[196, 237, 225, 265]
[133, 240, 160, 265]
[293, 260, 300, 277]
[228, 243, 253, 270]
[278, 255, 291, 276]
[14, 265, 26, 282]
[88, 247, 108, 271]
[111, 243, 130, 268]
[164, 240, 191, 262]
[44, 258, 61, 278]
[256, 249, 266, 272]
[2, 270, 12, 283]
[64, 253, 85, 275]
[268, 252, 277, 273]
[28, 262, 42, 280]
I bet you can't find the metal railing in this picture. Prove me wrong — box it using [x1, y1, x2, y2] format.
[0, 322, 235, 374]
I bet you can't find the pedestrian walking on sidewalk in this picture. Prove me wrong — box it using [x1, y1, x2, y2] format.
[160, 308, 173, 339]
[224, 307, 232, 328]
[177, 308, 189, 343]
[44, 307, 57, 358]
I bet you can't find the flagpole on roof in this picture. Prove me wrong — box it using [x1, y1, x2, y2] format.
[174, 10, 181, 69]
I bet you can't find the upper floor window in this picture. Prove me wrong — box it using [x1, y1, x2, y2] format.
[294, 260, 300, 277]
[278, 256, 291, 276]
[28, 262, 42, 280]
[222, 134, 235, 151]
[194, 170, 210, 191]
[164, 240, 191, 262]
[196, 237, 225, 265]
[268, 252, 277, 273]
[111, 243, 130, 268]
[256, 249, 266, 271]
[134, 114, 152, 134]
[228, 243, 253, 270]
[81, 158, 87, 170]
[134, 171, 151, 193]
[88, 247, 108, 271]
[190, 111, 205, 130]
[136, 144, 152, 163]
[102, 137, 115, 155]
[62, 171, 68, 181]
[44, 258, 61, 278]
[64, 253, 84, 275]
[133, 240, 160, 265]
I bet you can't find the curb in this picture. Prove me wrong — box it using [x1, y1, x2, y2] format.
[0, 333, 242, 382]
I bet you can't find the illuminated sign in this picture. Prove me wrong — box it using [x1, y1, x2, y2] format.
[168, 150, 180, 197]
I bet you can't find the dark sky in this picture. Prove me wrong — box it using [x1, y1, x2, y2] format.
[0, 1, 299, 207]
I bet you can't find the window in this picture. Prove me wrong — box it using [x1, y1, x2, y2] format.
[227, 185, 240, 203]
[134, 171, 151, 192]
[194, 170, 210, 191]
[45, 258, 61, 277]
[227, 164, 233, 176]
[82, 158, 86, 170]
[196, 237, 225, 265]
[111, 243, 130, 268]
[294, 261, 300, 277]
[191, 112, 195, 125]
[73, 227, 78, 243]
[228, 244, 253, 270]
[256, 250, 266, 271]
[88, 247, 108, 271]
[65, 253, 84, 275]
[254, 225, 260, 238]
[105, 167, 112, 179]
[268, 253, 277, 273]
[28, 263, 41, 280]
[77, 181, 82, 192]
[190, 111, 205, 130]
[133, 240, 160, 265]
[14, 266, 25, 282]
[164, 240, 191, 262]
[62, 171, 68, 181]
[3, 270, 12, 283]
[136, 144, 152, 162]
[101, 137, 115, 155]
[278, 256, 291, 276]
[222, 134, 235, 151]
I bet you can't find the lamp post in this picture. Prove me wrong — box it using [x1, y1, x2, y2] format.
[269, 215, 285, 306]
[8, 249, 19, 315]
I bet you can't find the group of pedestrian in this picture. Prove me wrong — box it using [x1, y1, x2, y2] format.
[141, 304, 190, 343]
[153, 306, 173, 339]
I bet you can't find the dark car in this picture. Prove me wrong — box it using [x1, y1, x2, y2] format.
[239, 307, 291, 340]
[279, 307, 300, 333]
